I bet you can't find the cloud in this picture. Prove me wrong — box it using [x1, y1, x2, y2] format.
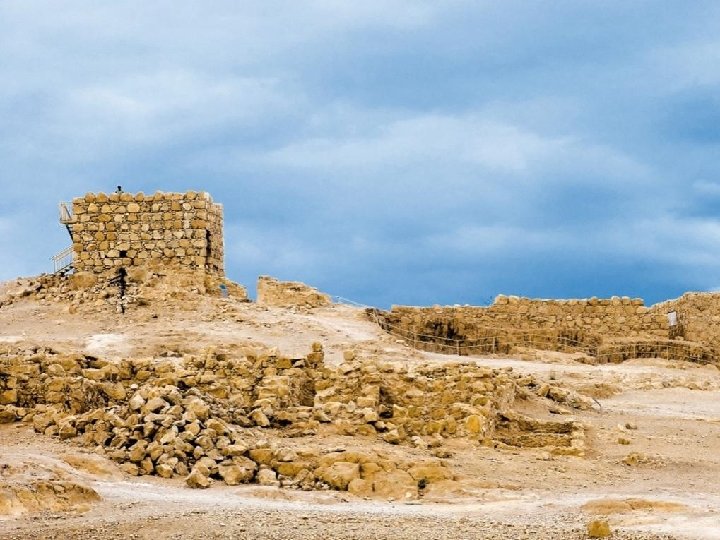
[267, 114, 565, 173]
[692, 180, 720, 197]
[2, 1, 720, 307]
[649, 40, 720, 91]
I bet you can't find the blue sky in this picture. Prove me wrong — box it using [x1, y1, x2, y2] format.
[2, 1, 720, 307]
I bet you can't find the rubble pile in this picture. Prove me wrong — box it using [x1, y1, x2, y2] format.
[257, 276, 331, 309]
[0, 267, 247, 312]
[0, 342, 585, 495]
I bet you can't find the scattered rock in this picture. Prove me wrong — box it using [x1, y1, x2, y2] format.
[587, 519, 611, 538]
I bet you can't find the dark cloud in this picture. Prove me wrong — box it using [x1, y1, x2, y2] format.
[2, 1, 720, 306]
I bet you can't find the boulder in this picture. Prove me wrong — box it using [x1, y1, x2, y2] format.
[256, 468, 279, 486]
[218, 460, 256, 485]
[372, 470, 418, 500]
[186, 467, 211, 489]
[250, 409, 270, 427]
[347, 478, 373, 498]
[316, 462, 360, 491]
[155, 463, 174, 479]
[144, 397, 168, 414]
[587, 519, 612, 538]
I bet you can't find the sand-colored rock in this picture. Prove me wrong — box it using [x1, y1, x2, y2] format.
[257, 276, 331, 308]
[587, 519, 612, 538]
[372, 470, 418, 500]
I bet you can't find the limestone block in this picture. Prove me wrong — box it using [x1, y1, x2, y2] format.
[372, 470, 418, 500]
[256, 468, 279, 486]
[186, 467, 211, 488]
[317, 462, 360, 490]
[218, 460, 256, 485]
[256, 276, 331, 309]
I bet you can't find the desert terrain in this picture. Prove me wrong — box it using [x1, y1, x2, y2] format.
[1, 273, 719, 539]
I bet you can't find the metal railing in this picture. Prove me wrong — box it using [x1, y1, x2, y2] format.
[51, 245, 74, 273]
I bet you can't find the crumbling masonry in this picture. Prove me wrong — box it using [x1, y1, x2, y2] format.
[61, 191, 224, 276]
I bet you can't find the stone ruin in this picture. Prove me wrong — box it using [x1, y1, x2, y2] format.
[0, 342, 587, 499]
[28, 190, 247, 311]
[256, 275, 331, 308]
[2, 188, 718, 506]
[372, 293, 720, 365]
[61, 190, 224, 276]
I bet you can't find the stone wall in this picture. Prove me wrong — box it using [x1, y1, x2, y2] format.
[375, 295, 669, 357]
[256, 276, 331, 308]
[372, 294, 720, 363]
[653, 292, 720, 351]
[0, 343, 537, 492]
[68, 191, 224, 275]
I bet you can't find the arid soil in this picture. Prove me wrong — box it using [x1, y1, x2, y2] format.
[1, 291, 720, 539]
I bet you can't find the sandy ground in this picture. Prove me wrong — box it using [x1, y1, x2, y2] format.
[1, 294, 720, 539]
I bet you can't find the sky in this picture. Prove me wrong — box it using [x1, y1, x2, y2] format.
[1, 1, 720, 307]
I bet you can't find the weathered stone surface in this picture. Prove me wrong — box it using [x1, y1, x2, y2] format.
[587, 519, 612, 538]
[317, 462, 360, 491]
[218, 460, 256, 485]
[67, 191, 227, 279]
[256, 468, 279, 486]
[347, 478, 373, 498]
[186, 467, 211, 489]
[257, 276, 331, 309]
[372, 470, 418, 500]
[250, 409, 270, 427]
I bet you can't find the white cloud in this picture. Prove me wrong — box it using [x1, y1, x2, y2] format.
[649, 40, 720, 90]
[423, 224, 569, 255]
[604, 216, 720, 272]
[64, 72, 293, 147]
[266, 114, 565, 174]
[692, 180, 720, 197]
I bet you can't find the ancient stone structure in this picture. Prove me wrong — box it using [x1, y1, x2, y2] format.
[256, 276, 331, 308]
[374, 293, 720, 364]
[62, 191, 224, 276]
[0, 342, 584, 494]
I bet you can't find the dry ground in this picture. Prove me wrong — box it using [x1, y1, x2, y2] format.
[1, 293, 719, 539]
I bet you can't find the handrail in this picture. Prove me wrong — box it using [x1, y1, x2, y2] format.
[51, 245, 74, 273]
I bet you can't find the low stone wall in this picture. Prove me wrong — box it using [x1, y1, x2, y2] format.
[595, 339, 713, 364]
[373, 294, 720, 363]
[0, 345, 514, 444]
[256, 276, 331, 308]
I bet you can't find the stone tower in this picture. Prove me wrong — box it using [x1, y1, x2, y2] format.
[60, 190, 224, 275]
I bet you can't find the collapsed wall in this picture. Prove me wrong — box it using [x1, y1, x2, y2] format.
[0, 343, 582, 496]
[374, 294, 719, 363]
[257, 276, 331, 308]
[0, 267, 248, 312]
